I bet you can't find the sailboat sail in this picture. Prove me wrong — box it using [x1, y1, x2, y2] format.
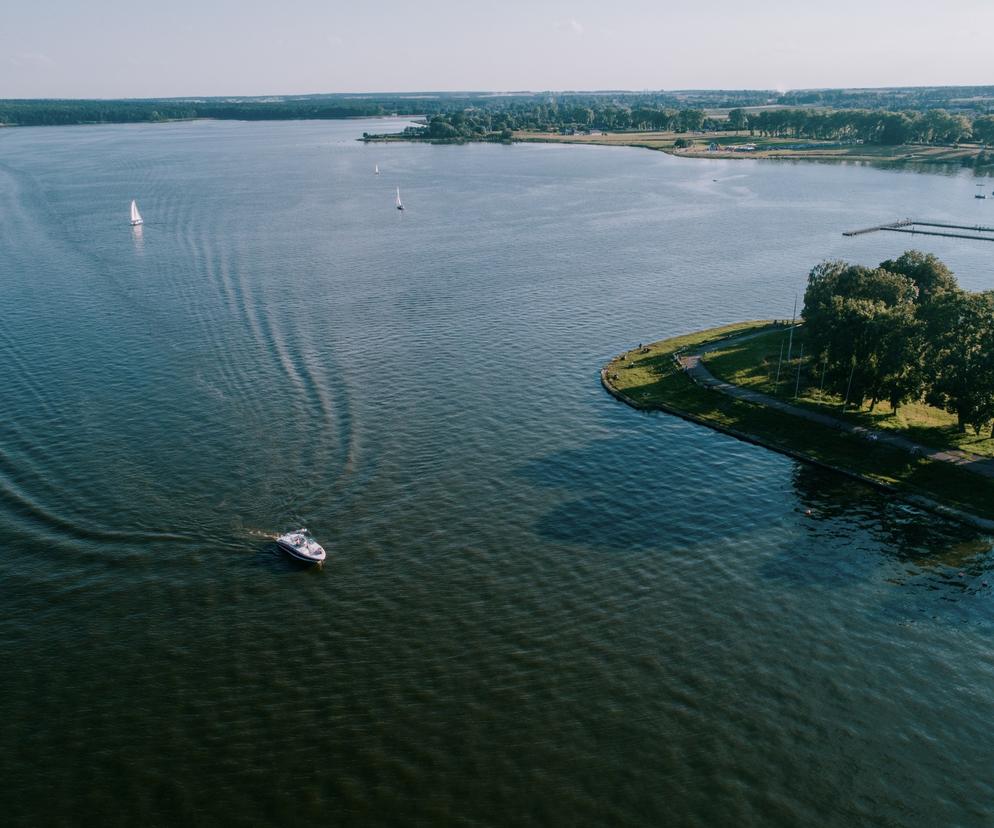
[395, 187, 404, 210]
[374, 164, 380, 175]
[130, 199, 143, 225]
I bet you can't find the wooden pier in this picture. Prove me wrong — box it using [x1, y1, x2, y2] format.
[844, 219, 994, 242]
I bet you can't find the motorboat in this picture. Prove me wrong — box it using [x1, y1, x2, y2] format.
[276, 528, 327, 563]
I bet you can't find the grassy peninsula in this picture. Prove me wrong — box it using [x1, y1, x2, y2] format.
[603, 251, 994, 527]
[602, 323, 994, 525]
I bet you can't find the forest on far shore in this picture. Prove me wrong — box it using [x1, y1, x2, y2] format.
[4, 86, 994, 133]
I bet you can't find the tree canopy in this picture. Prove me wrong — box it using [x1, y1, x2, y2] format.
[802, 252, 994, 433]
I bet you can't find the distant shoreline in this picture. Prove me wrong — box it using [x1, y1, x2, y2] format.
[5, 110, 989, 173]
[363, 129, 994, 171]
[519, 131, 994, 170]
[0, 114, 420, 129]
[602, 322, 994, 531]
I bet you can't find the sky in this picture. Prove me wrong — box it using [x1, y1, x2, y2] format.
[2, 0, 993, 98]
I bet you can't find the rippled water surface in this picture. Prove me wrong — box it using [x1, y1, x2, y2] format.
[2, 119, 994, 826]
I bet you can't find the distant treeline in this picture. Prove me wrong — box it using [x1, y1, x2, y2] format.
[748, 108, 994, 145]
[803, 252, 994, 433]
[0, 91, 787, 127]
[779, 85, 994, 111]
[0, 97, 433, 127]
[395, 105, 994, 146]
[3, 86, 993, 129]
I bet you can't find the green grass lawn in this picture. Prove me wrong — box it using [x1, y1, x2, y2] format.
[704, 326, 994, 458]
[517, 130, 993, 169]
[604, 322, 994, 522]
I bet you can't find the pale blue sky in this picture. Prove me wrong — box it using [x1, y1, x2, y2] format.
[2, 0, 992, 98]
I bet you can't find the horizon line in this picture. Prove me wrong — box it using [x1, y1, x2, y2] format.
[4, 83, 994, 104]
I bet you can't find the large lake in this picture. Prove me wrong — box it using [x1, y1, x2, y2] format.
[2, 118, 993, 826]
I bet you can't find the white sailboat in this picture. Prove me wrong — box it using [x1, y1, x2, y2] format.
[374, 164, 380, 175]
[395, 187, 404, 211]
[129, 199, 144, 226]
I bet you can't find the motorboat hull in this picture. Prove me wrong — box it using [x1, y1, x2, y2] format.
[276, 532, 326, 564]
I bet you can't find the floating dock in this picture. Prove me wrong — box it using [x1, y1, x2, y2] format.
[844, 219, 994, 242]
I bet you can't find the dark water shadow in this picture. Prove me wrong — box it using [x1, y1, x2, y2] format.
[517, 431, 993, 606]
[757, 464, 994, 619]
[515, 432, 793, 551]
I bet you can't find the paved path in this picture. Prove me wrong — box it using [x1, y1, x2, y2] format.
[678, 328, 994, 479]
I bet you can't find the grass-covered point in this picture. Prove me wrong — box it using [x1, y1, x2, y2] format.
[705, 328, 994, 458]
[603, 320, 994, 522]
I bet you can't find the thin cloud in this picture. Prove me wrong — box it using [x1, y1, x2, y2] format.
[555, 18, 584, 36]
[7, 52, 54, 68]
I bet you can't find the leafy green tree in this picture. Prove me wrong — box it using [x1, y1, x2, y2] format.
[677, 109, 705, 132]
[803, 261, 920, 409]
[877, 112, 913, 145]
[870, 303, 924, 412]
[427, 117, 461, 139]
[727, 108, 748, 132]
[926, 291, 994, 433]
[972, 115, 994, 145]
[879, 250, 958, 305]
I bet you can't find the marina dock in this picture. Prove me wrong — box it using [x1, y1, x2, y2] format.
[844, 219, 994, 242]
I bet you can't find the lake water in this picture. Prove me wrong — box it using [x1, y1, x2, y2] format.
[2, 118, 994, 826]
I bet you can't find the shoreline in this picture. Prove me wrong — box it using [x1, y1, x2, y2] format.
[519, 133, 994, 171]
[601, 322, 994, 532]
[363, 131, 993, 172]
[0, 114, 422, 130]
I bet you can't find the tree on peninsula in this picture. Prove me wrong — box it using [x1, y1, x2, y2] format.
[802, 251, 994, 431]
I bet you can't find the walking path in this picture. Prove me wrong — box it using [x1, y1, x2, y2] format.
[678, 328, 994, 479]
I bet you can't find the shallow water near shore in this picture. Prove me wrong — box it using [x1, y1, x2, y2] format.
[2, 118, 994, 826]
